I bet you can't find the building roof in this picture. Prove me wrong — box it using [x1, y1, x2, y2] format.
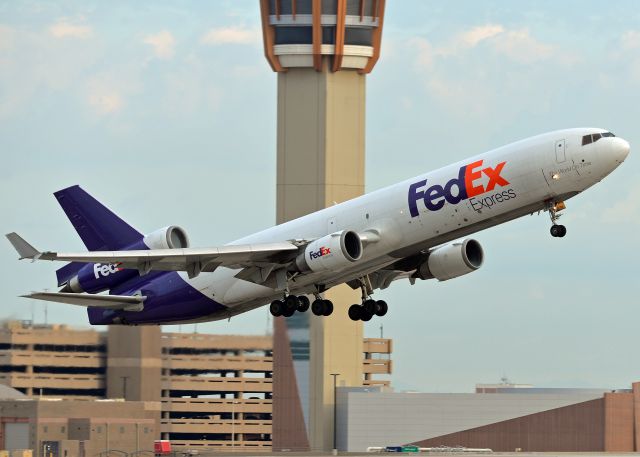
[0, 384, 27, 399]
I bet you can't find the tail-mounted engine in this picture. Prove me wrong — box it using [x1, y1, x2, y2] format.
[296, 230, 363, 273]
[415, 238, 484, 281]
[143, 226, 189, 250]
[62, 226, 190, 294]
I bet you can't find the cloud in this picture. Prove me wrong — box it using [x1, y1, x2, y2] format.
[410, 37, 435, 68]
[49, 19, 92, 39]
[461, 25, 505, 47]
[620, 30, 640, 49]
[200, 26, 259, 46]
[143, 30, 176, 59]
[88, 92, 123, 115]
[490, 28, 554, 64]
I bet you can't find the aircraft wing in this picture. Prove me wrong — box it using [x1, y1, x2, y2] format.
[24, 291, 145, 311]
[6, 232, 300, 278]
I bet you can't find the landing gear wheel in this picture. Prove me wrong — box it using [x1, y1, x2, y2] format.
[550, 224, 567, 238]
[363, 299, 377, 315]
[360, 308, 373, 322]
[269, 300, 284, 317]
[311, 299, 325, 316]
[322, 300, 334, 316]
[348, 304, 362, 321]
[282, 306, 295, 317]
[297, 296, 310, 312]
[375, 300, 388, 317]
[284, 295, 298, 313]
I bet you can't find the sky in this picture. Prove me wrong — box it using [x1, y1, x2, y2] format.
[0, 0, 639, 393]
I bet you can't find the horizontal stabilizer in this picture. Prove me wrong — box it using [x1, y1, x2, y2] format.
[22, 292, 145, 311]
[5, 232, 40, 260]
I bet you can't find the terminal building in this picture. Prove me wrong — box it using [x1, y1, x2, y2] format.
[0, 320, 392, 452]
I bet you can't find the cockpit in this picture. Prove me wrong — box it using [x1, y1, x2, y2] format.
[582, 131, 615, 145]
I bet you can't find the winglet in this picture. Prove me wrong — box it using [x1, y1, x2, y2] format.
[5, 233, 41, 260]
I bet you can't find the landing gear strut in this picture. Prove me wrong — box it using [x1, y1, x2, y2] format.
[546, 201, 567, 238]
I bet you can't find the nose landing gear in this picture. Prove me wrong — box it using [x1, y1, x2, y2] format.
[546, 200, 567, 238]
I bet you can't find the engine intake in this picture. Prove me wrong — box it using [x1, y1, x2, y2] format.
[143, 226, 189, 250]
[296, 230, 363, 273]
[416, 238, 484, 281]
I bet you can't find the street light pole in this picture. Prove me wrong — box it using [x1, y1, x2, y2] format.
[330, 373, 340, 455]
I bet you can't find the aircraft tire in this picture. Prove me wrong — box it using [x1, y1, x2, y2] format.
[550, 224, 562, 237]
[322, 300, 334, 316]
[348, 304, 362, 321]
[558, 225, 567, 237]
[311, 299, 325, 316]
[363, 299, 377, 315]
[297, 296, 310, 312]
[360, 308, 373, 322]
[270, 300, 284, 317]
[284, 295, 299, 313]
[282, 307, 295, 317]
[375, 300, 388, 316]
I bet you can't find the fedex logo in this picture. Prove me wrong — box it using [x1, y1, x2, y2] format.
[309, 246, 331, 260]
[408, 160, 510, 216]
[93, 263, 122, 279]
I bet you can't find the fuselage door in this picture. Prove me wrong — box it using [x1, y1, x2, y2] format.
[555, 139, 566, 163]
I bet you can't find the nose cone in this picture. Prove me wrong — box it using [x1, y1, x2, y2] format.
[610, 137, 630, 163]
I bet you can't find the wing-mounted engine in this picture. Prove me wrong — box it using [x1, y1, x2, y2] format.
[295, 230, 363, 273]
[415, 238, 484, 281]
[62, 225, 190, 293]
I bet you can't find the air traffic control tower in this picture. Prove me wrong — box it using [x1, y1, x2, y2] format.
[259, 0, 386, 451]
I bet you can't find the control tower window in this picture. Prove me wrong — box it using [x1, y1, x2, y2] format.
[345, 28, 373, 46]
[322, 26, 335, 44]
[322, 0, 338, 14]
[275, 27, 312, 45]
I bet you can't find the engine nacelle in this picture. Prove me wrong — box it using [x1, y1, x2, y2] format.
[62, 225, 190, 294]
[296, 230, 363, 273]
[416, 238, 484, 281]
[143, 226, 189, 250]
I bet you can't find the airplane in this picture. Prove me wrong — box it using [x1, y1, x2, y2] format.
[6, 128, 629, 325]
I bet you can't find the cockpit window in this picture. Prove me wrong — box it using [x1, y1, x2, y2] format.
[582, 132, 615, 146]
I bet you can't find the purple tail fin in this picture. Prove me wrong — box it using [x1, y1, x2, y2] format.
[53, 185, 143, 251]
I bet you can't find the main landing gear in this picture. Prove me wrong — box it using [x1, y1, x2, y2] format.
[348, 299, 388, 322]
[347, 277, 388, 321]
[546, 200, 567, 238]
[269, 294, 333, 317]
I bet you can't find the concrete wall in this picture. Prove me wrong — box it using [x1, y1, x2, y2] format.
[336, 388, 605, 452]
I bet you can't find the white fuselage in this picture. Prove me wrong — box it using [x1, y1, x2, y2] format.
[182, 128, 629, 320]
